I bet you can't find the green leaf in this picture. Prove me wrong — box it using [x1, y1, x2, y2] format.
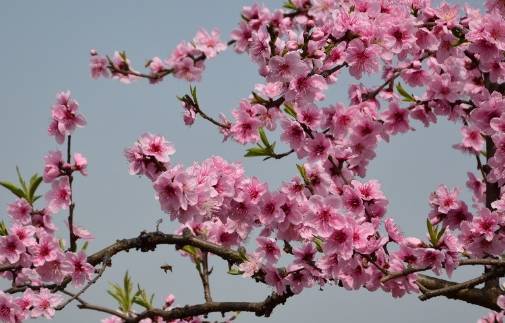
[0, 221, 8, 236]
[16, 167, 28, 195]
[426, 219, 439, 246]
[181, 245, 200, 259]
[296, 164, 309, 185]
[244, 147, 269, 158]
[59, 239, 66, 250]
[313, 236, 324, 253]
[0, 181, 26, 199]
[190, 85, 199, 106]
[283, 103, 297, 118]
[259, 128, 270, 148]
[227, 267, 244, 275]
[436, 226, 446, 242]
[396, 83, 416, 103]
[133, 284, 154, 310]
[123, 271, 133, 305]
[282, 0, 297, 10]
[251, 92, 267, 105]
[108, 271, 136, 313]
[28, 175, 43, 204]
[81, 241, 89, 251]
[237, 246, 248, 261]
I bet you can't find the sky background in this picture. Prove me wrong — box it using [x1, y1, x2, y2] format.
[0, 1, 493, 322]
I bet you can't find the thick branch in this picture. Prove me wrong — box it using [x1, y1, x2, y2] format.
[127, 291, 294, 323]
[87, 231, 244, 267]
[416, 274, 503, 311]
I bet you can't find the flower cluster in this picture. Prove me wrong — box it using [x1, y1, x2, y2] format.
[112, 1, 505, 320]
[47, 91, 86, 144]
[90, 29, 226, 84]
[0, 91, 94, 321]
[40, 0, 505, 322]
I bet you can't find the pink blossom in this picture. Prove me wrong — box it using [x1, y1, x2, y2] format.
[31, 288, 62, 319]
[342, 186, 365, 217]
[429, 185, 460, 214]
[230, 116, 262, 145]
[258, 192, 286, 225]
[280, 119, 306, 152]
[153, 166, 194, 214]
[36, 253, 69, 284]
[264, 266, 286, 295]
[324, 220, 353, 260]
[346, 39, 380, 79]
[89, 51, 109, 79]
[385, 218, 404, 243]
[45, 176, 71, 213]
[29, 234, 60, 267]
[7, 199, 32, 225]
[286, 266, 312, 294]
[124, 133, 175, 181]
[48, 91, 86, 144]
[305, 133, 331, 162]
[0, 234, 25, 264]
[0, 292, 18, 323]
[238, 252, 262, 277]
[382, 101, 411, 135]
[459, 126, 484, 153]
[62, 251, 94, 287]
[351, 180, 385, 201]
[268, 52, 309, 83]
[308, 195, 342, 237]
[285, 74, 328, 104]
[73, 153, 88, 176]
[256, 237, 281, 264]
[427, 73, 459, 103]
[193, 29, 226, 58]
[43, 150, 64, 183]
[10, 225, 36, 247]
[66, 221, 94, 241]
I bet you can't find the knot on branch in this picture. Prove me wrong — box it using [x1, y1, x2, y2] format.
[137, 231, 158, 252]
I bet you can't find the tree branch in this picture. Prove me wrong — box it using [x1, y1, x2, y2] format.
[126, 291, 294, 323]
[416, 273, 503, 311]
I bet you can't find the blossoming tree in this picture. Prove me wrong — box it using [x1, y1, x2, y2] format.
[2, 0, 505, 322]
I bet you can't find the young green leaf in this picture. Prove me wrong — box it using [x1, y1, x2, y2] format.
[282, 0, 297, 10]
[133, 284, 154, 310]
[283, 103, 297, 118]
[16, 167, 28, 195]
[396, 83, 416, 103]
[0, 221, 8, 236]
[259, 128, 270, 148]
[313, 236, 324, 253]
[227, 266, 244, 275]
[28, 175, 43, 202]
[244, 147, 269, 158]
[0, 181, 26, 199]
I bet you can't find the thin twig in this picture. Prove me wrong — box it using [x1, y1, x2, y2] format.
[56, 255, 110, 310]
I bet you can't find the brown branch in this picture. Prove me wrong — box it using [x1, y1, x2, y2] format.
[106, 56, 173, 81]
[87, 230, 244, 268]
[126, 291, 294, 323]
[197, 252, 213, 303]
[319, 62, 348, 78]
[66, 135, 77, 252]
[56, 255, 109, 310]
[381, 266, 430, 284]
[416, 272, 504, 311]
[59, 290, 131, 321]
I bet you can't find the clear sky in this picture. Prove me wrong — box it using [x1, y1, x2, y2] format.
[0, 1, 491, 322]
